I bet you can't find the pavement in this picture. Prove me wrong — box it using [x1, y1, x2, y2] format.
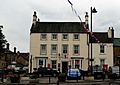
[1, 77, 120, 85]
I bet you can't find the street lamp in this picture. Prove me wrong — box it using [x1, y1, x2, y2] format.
[90, 7, 97, 75]
[58, 53, 61, 73]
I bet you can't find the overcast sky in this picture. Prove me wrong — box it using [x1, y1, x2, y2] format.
[0, 0, 120, 52]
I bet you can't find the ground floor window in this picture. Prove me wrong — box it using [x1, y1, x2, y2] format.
[71, 59, 81, 69]
[75, 60, 80, 68]
[100, 59, 105, 67]
[39, 59, 46, 67]
[51, 60, 57, 70]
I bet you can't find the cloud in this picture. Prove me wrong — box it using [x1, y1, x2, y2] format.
[0, 0, 120, 52]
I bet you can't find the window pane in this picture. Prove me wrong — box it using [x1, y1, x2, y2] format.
[63, 44, 68, 54]
[39, 59, 43, 65]
[63, 34, 68, 40]
[74, 45, 79, 54]
[74, 34, 79, 40]
[52, 60, 56, 69]
[41, 34, 47, 40]
[52, 34, 57, 40]
[51, 44, 57, 54]
[100, 45, 104, 53]
[40, 44, 47, 54]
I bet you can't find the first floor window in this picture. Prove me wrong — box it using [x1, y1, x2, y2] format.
[52, 60, 57, 69]
[51, 44, 57, 54]
[40, 44, 47, 54]
[62, 44, 68, 54]
[73, 45, 79, 54]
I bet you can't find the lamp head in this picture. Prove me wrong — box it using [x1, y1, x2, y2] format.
[92, 7, 97, 13]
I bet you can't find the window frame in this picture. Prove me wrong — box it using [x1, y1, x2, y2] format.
[51, 33, 57, 40]
[100, 45, 105, 53]
[51, 44, 57, 54]
[40, 44, 47, 55]
[62, 44, 68, 54]
[62, 34, 68, 40]
[73, 45, 80, 55]
[40, 33, 47, 40]
[73, 34, 79, 40]
[51, 60, 57, 69]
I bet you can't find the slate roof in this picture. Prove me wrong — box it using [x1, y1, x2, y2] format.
[89, 32, 113, 43]
[30, 22, 113, 43]
[30, 22, 86, 33]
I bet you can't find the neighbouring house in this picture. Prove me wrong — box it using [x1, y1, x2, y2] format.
[29, 11, 114, 73]
[113, 38, 120, 65]
[16, 53, 29, 66]
[0, 43, 29, 68]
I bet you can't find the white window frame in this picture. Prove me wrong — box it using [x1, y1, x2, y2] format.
[52, 33, 57, 40]
[62, 44, 68, 54]
[51, 44, 57, 54]
[100, 59, 105, 67]
[100, 45, 105, 53]
[73, 45, 79, 55]
[39, 59, 46, 67]
[41, 33, 47, 40]
[73, 34, 79, 40]
[51, 60, 57, 70]
[40, 44, 47, 55]
[62, 34, 68, 40]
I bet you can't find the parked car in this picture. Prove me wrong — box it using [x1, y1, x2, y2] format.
[38, 67, 58, 77]
[67, 68, 81, 80]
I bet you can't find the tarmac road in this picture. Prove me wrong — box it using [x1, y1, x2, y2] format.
[1, 76, 120, 85]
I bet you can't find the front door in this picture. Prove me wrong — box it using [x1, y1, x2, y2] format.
[62, 62, 68, 73]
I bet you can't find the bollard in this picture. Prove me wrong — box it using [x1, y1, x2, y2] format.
[49, 75, 51, 83]
[1, 69, 4, 83]
[57, 80, 59, 85]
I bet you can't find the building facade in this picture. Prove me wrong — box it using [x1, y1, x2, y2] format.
[29, 11, 114, 73]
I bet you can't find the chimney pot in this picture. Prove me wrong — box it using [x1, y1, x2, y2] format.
[14, 47, 16, 53]
[6, 43, 10, 50]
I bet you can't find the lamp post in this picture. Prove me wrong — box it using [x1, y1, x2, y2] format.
[58, 53, 60, 73]
[90, 7, 97, 75]
[30, 55, 32, 73]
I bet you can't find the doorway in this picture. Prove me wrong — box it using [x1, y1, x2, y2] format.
[62, 62, 68, 73]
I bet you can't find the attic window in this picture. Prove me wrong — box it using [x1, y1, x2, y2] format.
[41, 33, 47, 40]
[52, 33, 57, 40]
[63, 34, 68, 40]
[73, 34, 79, 40]
[100, 45, 104, 53]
